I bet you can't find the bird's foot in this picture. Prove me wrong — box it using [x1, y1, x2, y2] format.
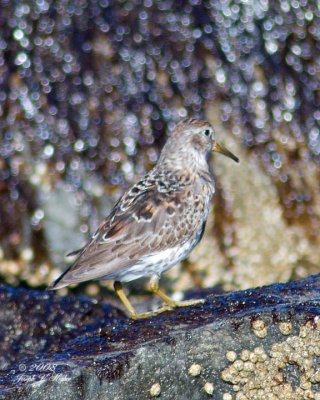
[130, 304, 173, 320]
[165, 298, 205, 308]
[114, 280, 205, 320]
[154, 286, 205, 308]
[148, 276, 205, 309]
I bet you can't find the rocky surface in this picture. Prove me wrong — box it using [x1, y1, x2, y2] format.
[1, 0, 320, 293]
[0, 274, 320, 399]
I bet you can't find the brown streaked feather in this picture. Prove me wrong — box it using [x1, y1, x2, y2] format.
[49, 177, 206, 289]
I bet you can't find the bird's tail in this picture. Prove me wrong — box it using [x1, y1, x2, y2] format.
[47, 247, 84, 290]
[47, 266, 72, 290]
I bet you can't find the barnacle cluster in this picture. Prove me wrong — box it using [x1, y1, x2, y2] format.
[221, 320, 320, 399]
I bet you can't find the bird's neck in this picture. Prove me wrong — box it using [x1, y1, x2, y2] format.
[158, 149, 214, 185]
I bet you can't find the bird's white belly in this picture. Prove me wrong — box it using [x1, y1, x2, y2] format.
[115, 237, 199, 283]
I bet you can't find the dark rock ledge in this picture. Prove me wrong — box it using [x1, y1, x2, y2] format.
[0, 275, 320, 400]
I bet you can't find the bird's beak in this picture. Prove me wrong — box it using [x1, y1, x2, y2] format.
[213, 142, 239, 163]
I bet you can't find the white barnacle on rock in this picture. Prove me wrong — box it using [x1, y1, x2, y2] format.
[252, 319, 268, 338]
[279, 321, 292, 335]
[226, 351, 237, 362]
[240, 350, 250, 361]
[203, 382, 214, 395]
[251, 319, 265, 330]
[149, 383, 161, 397]
[188, 363, 202, 377]
[233, 360, 244, 371]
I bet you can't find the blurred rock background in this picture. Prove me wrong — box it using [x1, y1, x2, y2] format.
[0, 0, 319, 296]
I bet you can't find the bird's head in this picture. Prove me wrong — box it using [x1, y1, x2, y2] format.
[159, 119, 239, 170]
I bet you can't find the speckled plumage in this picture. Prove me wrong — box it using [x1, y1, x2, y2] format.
[49, 119, 238, 317]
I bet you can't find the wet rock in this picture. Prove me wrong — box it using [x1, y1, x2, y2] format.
[0, 274, 319, 399]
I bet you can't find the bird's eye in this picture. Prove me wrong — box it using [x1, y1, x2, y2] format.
[204, 129, 211, 137]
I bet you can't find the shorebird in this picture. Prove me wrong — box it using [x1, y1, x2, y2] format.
[49, 119, 239, 319]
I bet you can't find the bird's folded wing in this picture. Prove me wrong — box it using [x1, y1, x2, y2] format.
[50, 184, 203, 288]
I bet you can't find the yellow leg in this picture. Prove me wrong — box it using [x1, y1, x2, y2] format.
[113, 281, 173, 320]
[114, 281, 136, 316]
[149, 276, 205, 308]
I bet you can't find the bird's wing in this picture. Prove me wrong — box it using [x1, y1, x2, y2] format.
[50, 179, 205, 289]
